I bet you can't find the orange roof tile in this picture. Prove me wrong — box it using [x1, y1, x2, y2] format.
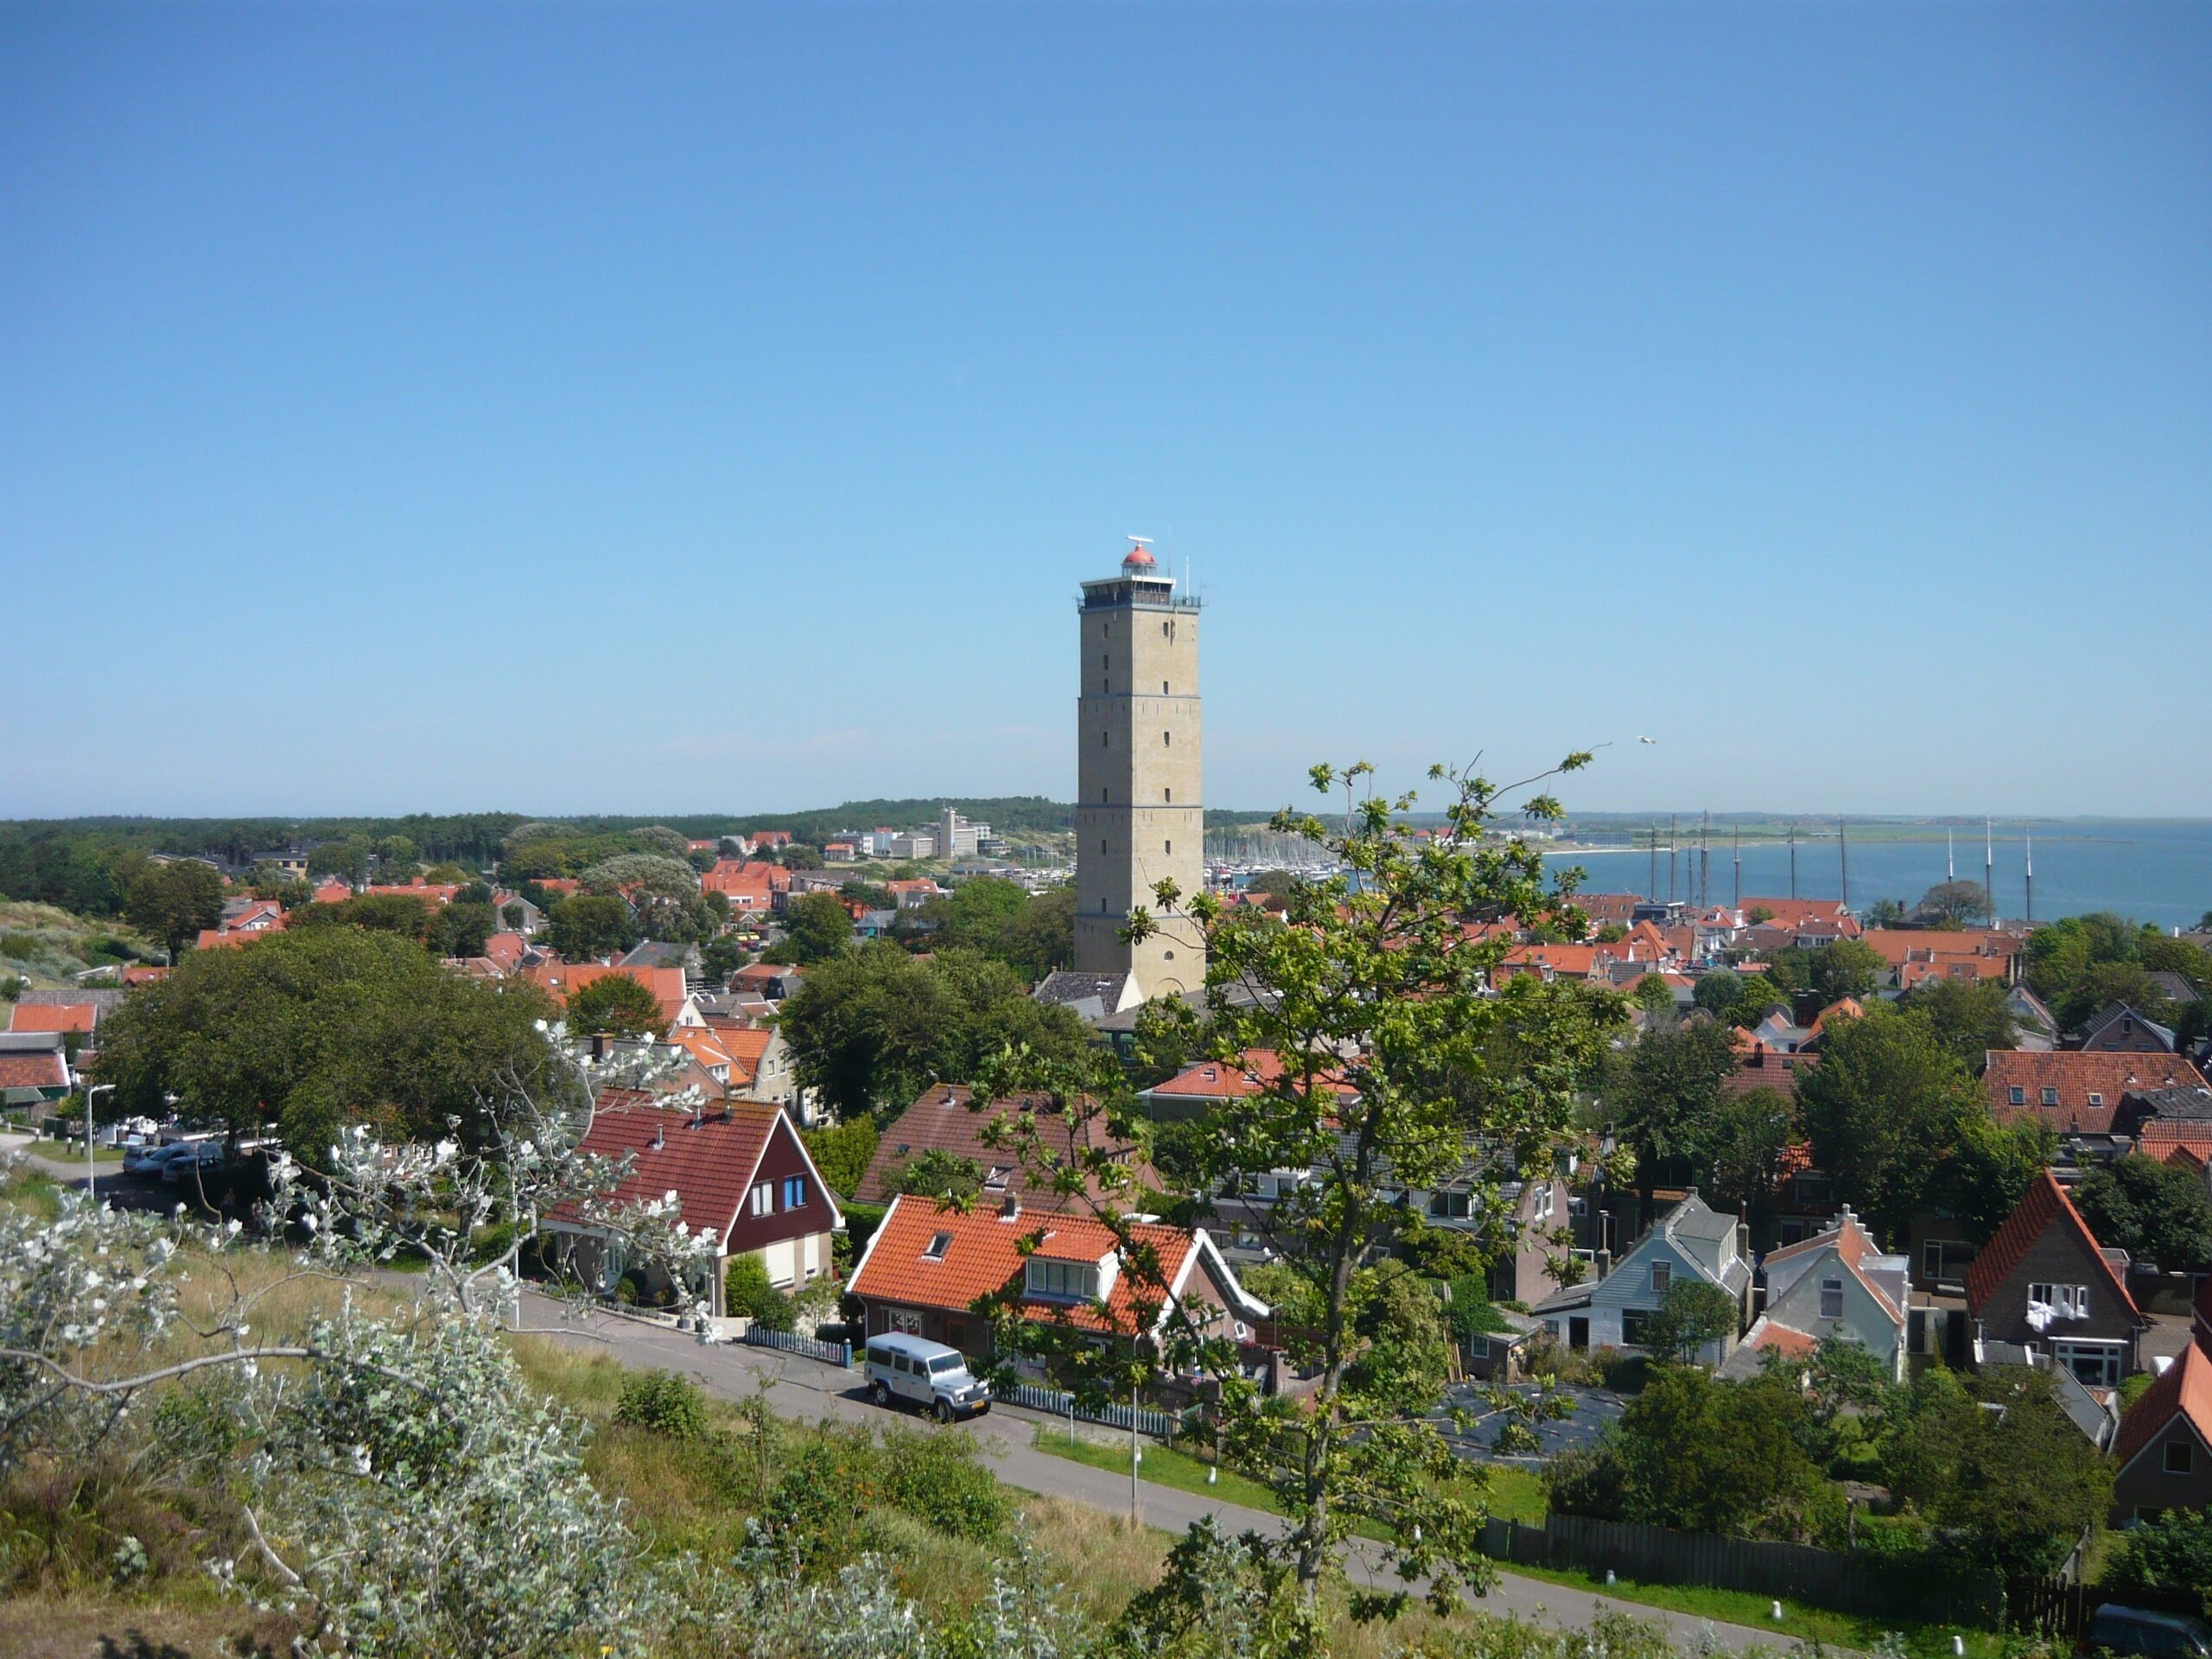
[853, 1082, 1160, 1211]
[7, 1001, 99, 1033]
[2114, 1341, 2212, 1471]
[849, 1193, 1206, 1335]
[1985, 1050, 2207, 1135]
[524, 962, 689, 1027]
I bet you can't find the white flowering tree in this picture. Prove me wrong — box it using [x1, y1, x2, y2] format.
[0, 1036, 728, 1654]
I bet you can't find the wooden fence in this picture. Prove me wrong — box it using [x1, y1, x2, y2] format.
[2005, 1577, 2203, 1640]
[1486, 1515, 2004, 1628]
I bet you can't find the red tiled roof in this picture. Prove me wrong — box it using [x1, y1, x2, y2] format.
[1859, 928, 2022, 967]
[1149, 1049, 1356, 1103]
[120, 965, 168, 986]
[1745, 1320, 1820, 1360]
[852, 1083, 1160, 1211]
[483, 931, 526, 971]
[524, 963, 689, 1027]
[849, 1193, 1203, 1335]
[1966, 1169, 2137, 1318]
[7, 1002, 99, 1033]
[550, 1096, 831, 1245]
[2115, 1341, 2212, 1471]
[1743, 902, 1849, 942]
[1984, 1051, 2207, 1135]
[0, 1051, 69, 1090]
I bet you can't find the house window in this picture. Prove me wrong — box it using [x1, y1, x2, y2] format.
[1621, 1309, 1652, 1349]
[1164, 787, 1171, 803]
[1820, 1278, 1845, 1320]
[781, 1176, 806, 1210]
[1165, 841, 1173, 855]
[2166, 1440, 2196, 1476]
[1162, 680, 1169, 695]
[2087, 1092, 2104, 1108]
[889, 1307, 923, 1335]
[1027, 1259, 1100, 1300]
[2031, 1283, 2090, 1319]
[1429, 1190, 1471, 1219]
[2053, 1339, 2123, 1388]
[748, 1182, 772, 1217]
[922, 1231, 953, 1262]
[2009, 1085, 2026, 1106]
[2042, 1087, 2060, 1107]
[1649, 1261, 1672, 1295]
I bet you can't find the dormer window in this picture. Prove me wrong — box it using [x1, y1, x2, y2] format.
[1027, 1258, 1100, 1300]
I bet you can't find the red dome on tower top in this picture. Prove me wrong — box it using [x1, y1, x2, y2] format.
[1122, 543, 1156, 570]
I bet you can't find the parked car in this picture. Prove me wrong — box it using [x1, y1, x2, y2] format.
[124, 1141, 198, 1177]
[862, 1333, 991, 1422]
[2081, 1606, 2212, 1658]
[162, 1141, 227, 1185]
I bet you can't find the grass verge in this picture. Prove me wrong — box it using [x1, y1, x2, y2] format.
[1028, 1431, 1999, 1656]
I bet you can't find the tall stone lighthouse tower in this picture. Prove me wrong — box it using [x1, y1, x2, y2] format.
[1073, 539, 1206, 997]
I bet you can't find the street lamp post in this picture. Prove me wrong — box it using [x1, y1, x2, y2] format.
[84, 1083, 115, 1197]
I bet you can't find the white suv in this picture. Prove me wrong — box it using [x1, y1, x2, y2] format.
[863, 1333, 991, 1422]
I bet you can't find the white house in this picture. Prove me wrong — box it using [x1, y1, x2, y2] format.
[1533, 1190, 1751, 1364]
[1720, 1206, 1910, 1382]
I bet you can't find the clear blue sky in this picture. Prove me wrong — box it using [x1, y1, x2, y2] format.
[4, 3, 2207, 821]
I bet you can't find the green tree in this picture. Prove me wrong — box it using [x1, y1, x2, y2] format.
[2075, 1154, 2212, 1268]
[1862, 898, 1907, 929]
[1703, 1085, 1796, 1239]
[566, 971, 668, 1039]
[1901, 976, 2018, 1068]
[1638, 1279, 1741, 1365]
[307, 836, 373, 886]
[430, 899, 496, 959]
[1794, 1004, 1985, 1241]
[1343, 1268, 1454, 1415]
[779, 891, 855, 963]
[547, 894, 641, 962]
[289, 892, 432, 942]
[891, 1147, 985, 1205]
[1632, 974, 1675, 1014]
[1915, 880, 1994, 927]
[1807, 938, 1884, 1002]
[972, 757, 1617, 1625]
[776, 942, 1088, 1119]
[124, 858, 226, 961]
[800, 1116, 880, 1198]
[90, 924, 558, 1154]
[1885, 1364, 2112, 1575]
[1611, 1019, 1738, 1230]
[2113, 1509, 2212, 1606]
[1607, 1366, 1834, 1540]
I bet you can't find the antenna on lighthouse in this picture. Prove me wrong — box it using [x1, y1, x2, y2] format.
[2024, 828, 2034, 925]
[1986, 819, 1996, 925]
[1947, 828, 1955, 883]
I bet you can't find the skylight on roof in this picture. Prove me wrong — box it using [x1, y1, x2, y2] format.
[923, 1231, 953, 1261]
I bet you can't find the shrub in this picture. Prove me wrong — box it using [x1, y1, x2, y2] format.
[879, 1426, 1009, 1542]
[612, 1370, 710, 1440]
[2112, 1508, 2212, 1607]
[727, 1253, 797, 1331]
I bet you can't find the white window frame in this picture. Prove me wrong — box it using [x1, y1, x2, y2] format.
[2051, 1338, 2123, 1389]
[1649, 1260, 1672, 1296]
[2030, 1282, 2090, 1319]
[748, 1182, 772, 1218]
[1820, 1278, 1845, 1320]
[1026, 1258, 1100, 1301]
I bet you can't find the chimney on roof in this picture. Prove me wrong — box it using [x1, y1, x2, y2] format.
[998, 1192, 1020, 1222]
[650, 1124, 664, 1151]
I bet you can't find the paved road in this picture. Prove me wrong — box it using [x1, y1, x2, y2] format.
[518, 1292, 1797, 1649]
